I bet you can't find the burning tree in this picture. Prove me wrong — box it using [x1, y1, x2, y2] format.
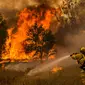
[1, 5, 60, 62]
[23, 24, 56, 60]
[1, 1, 81, 63]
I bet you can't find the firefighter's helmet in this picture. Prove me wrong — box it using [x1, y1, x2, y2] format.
[80, 47, 85, 54]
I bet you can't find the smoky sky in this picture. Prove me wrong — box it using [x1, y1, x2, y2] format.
[0, 0, 62, 26]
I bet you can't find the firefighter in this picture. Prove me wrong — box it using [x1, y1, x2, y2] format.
[70, 47, 85, 72]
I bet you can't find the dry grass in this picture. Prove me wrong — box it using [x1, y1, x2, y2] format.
[0, 66, 83, 85]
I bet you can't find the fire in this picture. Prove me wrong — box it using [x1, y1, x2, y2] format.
[51, 67, 63, 73]
[1, 5, 62, 62]
[48, 55, 55, 60]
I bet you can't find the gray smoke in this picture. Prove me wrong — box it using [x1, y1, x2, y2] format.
[0, 0, 62, 26]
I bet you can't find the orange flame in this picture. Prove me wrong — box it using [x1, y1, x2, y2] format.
[51, 67, 63, 73]
[48, 55, 55, 60]
[1, 6, 62, 62]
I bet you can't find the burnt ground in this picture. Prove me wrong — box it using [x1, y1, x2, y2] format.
[0, 64, 84, 85]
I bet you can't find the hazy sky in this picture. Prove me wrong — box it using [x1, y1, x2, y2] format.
[0, 0, 62, 10]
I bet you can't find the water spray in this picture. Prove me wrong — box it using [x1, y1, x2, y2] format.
[27, 55, 70, 76]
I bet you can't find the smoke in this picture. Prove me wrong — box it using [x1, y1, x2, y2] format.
[0, 0, 62, 10]
[55, 24, 85, 57]
[65, 29, 85, 52]
[0, 0, 62, 26]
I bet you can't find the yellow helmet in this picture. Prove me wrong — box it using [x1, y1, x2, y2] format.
[80, 47, 85, 54]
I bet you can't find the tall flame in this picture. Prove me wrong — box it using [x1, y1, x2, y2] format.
[2, 5, 62, 61]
